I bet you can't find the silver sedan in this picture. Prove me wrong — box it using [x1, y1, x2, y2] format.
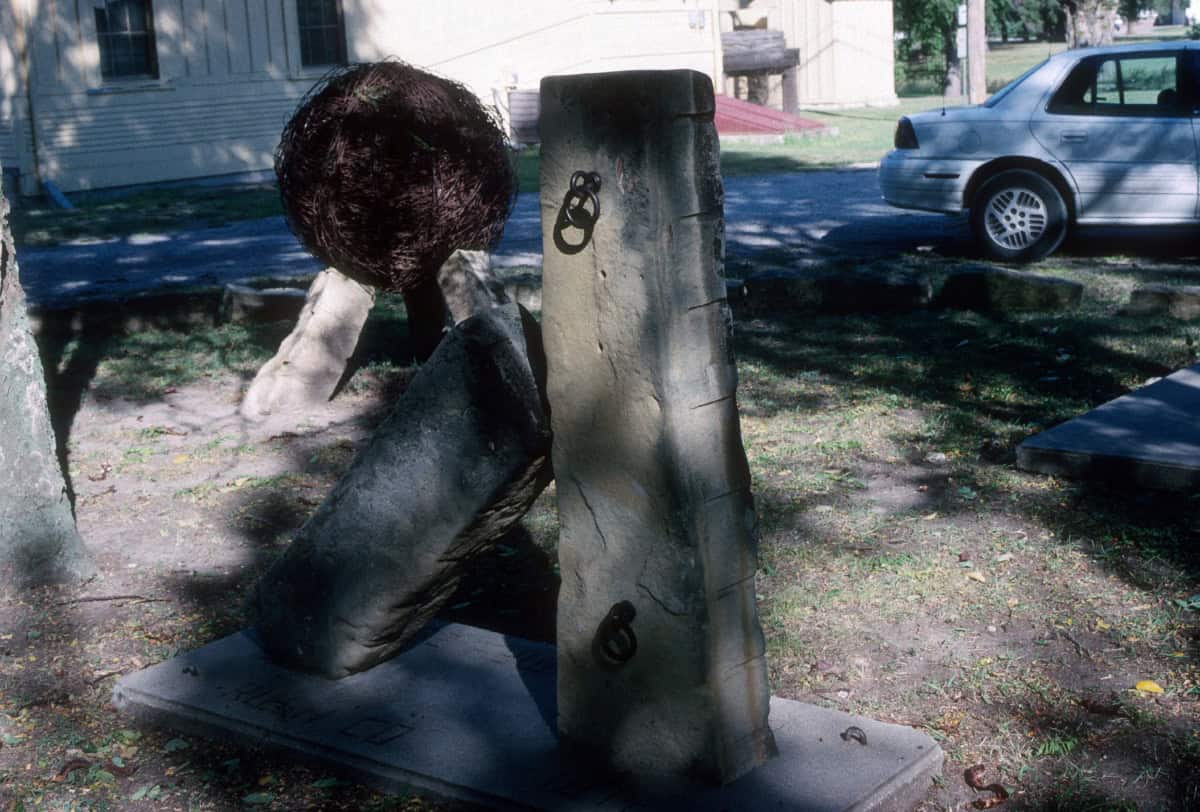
[880, 41, 1200, 262]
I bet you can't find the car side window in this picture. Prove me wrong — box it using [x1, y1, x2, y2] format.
[1048, 53, 1185, 117]
[1186, 51, 1200, 114]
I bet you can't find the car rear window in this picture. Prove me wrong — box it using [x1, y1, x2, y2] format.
[983, 59, 1047, 108]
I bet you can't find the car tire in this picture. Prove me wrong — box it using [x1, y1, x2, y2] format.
[970, 170, 1068, 263]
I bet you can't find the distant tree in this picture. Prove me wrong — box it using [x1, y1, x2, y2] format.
[987, 0, 1066, 41]
[894, 0, 961, 91]
[1061, 1, 1119, 46]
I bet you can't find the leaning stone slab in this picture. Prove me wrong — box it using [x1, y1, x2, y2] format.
[220, 284, 308, 324]
[540, 70, 774, 784]
[1017, 363, 1200, 492]
[114, 624, 942, 811]
[1124, 284, 1200, 320]
[435, 249, 509, 323]
[742, 267, 932, 314]
[252, 302, 551, 678]
[938, 265, 1082, 312]
[0, 172, 93, 592]
[240, 268, 374, 419]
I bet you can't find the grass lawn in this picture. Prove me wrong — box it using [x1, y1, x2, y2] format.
[3, 248, 1197, 809]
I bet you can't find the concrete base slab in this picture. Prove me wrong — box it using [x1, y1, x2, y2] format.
[114, 624, 941, 811]
[1018, 363, 1200, 492]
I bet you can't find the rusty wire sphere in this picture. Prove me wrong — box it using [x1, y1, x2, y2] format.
[275, 61, 516, 292]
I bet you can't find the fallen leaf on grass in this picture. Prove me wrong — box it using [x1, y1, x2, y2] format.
[163, 737, 190, 753]
[1078, 697, 1126, 717]
[51, 757, 93, 782]
[964, 764, 1009, 809]
[1134, 680, 1164, 695]
[130, 784, 162, 801]
[967, 571, 987, 584]
[994, 553, 1014, 563]
[86, 463, 113, 482]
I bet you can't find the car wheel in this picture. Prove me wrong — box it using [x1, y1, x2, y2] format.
[971, 170, 1068, 263]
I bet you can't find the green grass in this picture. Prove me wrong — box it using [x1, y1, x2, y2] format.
[28, 248, 1200, 809]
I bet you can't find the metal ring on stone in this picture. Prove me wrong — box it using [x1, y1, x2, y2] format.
[597, 600, 637, 664]
[562, 187, 598, 230]
[563, 172, 600, 230]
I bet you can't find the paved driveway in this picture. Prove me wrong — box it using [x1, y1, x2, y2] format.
[19, 168, 967, 306]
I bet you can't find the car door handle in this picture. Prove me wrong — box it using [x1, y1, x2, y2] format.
[1060, 132, 1088, 143]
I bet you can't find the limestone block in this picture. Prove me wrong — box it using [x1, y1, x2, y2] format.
[540, 70, 776, 784]
[436, 250, 509, 324]
[220, 284, 308, 324]
[240, 268, 374, 419]
[502, 274, 543, 314]
[1124, 284, 1200, 320]
[252, 303, 551, 678]
[938, 266, 1082, 312]
[742, 267, 932, 314]
[0, 176, 93, 592]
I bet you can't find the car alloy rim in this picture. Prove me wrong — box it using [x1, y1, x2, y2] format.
[983, 188, 1047, 250]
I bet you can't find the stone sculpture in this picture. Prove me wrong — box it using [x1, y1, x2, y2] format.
[540, 70, 777, 785]
[253, 63, 550, 677]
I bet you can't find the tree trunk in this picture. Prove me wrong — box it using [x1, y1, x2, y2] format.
[0, 172, 93, 593]
[1063, 1, 1117, 48]
[944, 23, 964, 97]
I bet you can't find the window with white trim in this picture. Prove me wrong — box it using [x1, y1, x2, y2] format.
[297, 0, 347, 68]
[94, 0, 158, 80]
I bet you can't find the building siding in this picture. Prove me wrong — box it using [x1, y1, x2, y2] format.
[9, 0, 893, 193]
[0, 0, 21, 174]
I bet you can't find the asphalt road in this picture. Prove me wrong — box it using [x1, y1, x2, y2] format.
[18, 168, 967, 306]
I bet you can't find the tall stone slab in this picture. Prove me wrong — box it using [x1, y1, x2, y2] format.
[539, 71, 776, 784]
[0, 171, 93, 592]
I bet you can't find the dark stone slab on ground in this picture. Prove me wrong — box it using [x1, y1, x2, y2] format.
[1017, 363, 1200, 492]
[114, 623, 942, 811]
[1124, 284, 1200, 320]
[937, 266, 1082, 313]
[252, 303, 551, 679]
[741, 267, 932, 314]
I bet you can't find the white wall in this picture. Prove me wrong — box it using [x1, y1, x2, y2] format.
[724, 0, 896, 108]
[0, 0, 23, 175]
[15, 0, 723, 193]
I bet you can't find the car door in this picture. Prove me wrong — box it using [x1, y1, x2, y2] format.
[1191, 49, 1200, 219]
[1030, 50, 1198, 224]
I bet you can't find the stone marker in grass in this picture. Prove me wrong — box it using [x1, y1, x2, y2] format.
[540, 70, 776, 784]
[1124, 283, 1200, 320]
[938, 265, 1082, 312]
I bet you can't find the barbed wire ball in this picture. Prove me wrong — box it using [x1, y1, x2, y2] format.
[275, 60, 516, 293]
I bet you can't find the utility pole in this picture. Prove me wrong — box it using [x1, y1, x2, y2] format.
[967, 0, 987, 103]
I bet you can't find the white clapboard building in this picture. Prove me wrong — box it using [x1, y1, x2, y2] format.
[0, 0, 896, 196]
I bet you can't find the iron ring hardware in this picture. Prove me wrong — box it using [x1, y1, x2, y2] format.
[553, 170, 601, 255]
[593, 600, 637, 666]
[563, 171, 601, 229]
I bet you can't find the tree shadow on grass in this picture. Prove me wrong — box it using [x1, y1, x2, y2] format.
[730, 304, 1200, 591]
